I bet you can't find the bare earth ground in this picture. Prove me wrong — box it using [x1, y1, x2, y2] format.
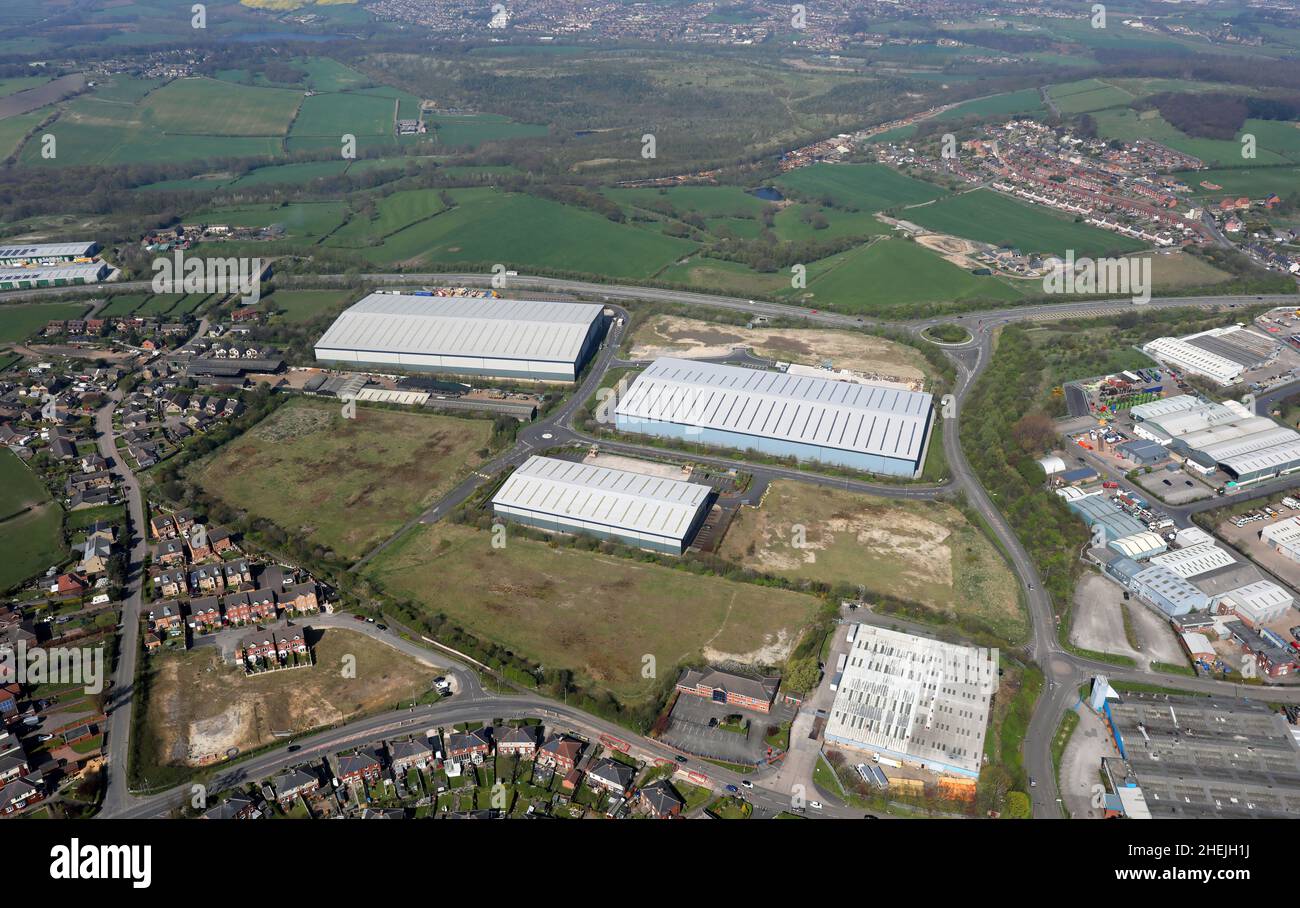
[147, 629, 436, 766]
[718, 481, 1025, 642]
[1059, 703, 1119, 819]
[628, 314, 930, 386]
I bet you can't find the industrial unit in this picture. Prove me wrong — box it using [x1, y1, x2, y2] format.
[1062, 492, 1147, 542]
[1148, 542, 1236, 579]
[0, 262, 108, 290]
[613, 357, 934, 477]
[313, 293, 606, 382]
[1261, 517, 1300, 562]
[1128, 564, 1210, 617]
[1129, 394, 1300, 486]
[1218, 580, 1295, 626]
[0, 241, 100, 265]
[823, 625, 997, 778]
[490, 455, 712, 554]
[1141, 336, 1245, 386]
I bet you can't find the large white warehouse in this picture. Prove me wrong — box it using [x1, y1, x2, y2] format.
[824, 625, 997, 778]
[490, 455, 712, 554]
[613, 357, 934, 477]
[313, 293, 606, 382]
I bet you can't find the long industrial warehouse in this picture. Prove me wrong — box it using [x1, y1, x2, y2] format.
[613, 357, 934, 476]
[491, 455, 713, 554]
[313, 293, 606, 381]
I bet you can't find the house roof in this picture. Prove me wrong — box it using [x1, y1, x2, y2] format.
[587, 757, 634, 789]
[638, 779, 684, 814]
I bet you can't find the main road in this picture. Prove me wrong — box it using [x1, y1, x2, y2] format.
[74, 270, 1300, 819]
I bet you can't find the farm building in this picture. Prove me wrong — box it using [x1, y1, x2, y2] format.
[313, 293, 606, 382]
[613, 358, 933, 477]
[0, 242, 99, 265]
[824, 624, 997, 778]
[490, 455, 712, 554]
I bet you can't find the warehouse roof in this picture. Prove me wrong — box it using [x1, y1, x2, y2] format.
[1263, 517, 1300, 548]
[1176, 417, 1278, 452]
[1142, 337, 1244, 385]
[1220, 440, 1300, 478]
[314, 293, 603, 363]
[0, 263, 108, 284]
[1150, 542, 1236, 579]
[1108, 531, 1167, 560]
[1196, 426, 1300, 463]
[0, 241, 98, 259]
[615, 358, 933, 464]
[1143, 401, 1239, 440]
[492, 455, 711, 541]
[1221, 580, 1294, 614]
[1129, 394, 1201, 422]
[1132, 564, 1210, 613]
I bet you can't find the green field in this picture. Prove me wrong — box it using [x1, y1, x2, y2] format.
[1047, 78, 1135, 115]
[368, 521, 820, 700]
[353, 187, 697, 275]
[776, 163, 950, 212]
[139, 78, 302, 137]
[190, 201, 350, 241]
[0, 302, 89, 344]
[196, 398, 494, 560]
[325, 189, 449, 247]
[1178, 166, 1300, 199]
[1093, 109, 1300, 168]
[903, 189, 1147, 257]
[0, 448, 65, 591]
[267, 289, 357, 323]
[803, 238, 1026, 310]
[290, 91, 396, 139]
[426, 113, 548, 149]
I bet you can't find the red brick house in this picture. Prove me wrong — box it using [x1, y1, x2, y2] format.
[446, 728, 493, 761]
[337, 752, 382, 786]
[536, 734, 584, 773]
[676, 667, 778, 714]
[494, 725, 540, 758]
[277, 582, 319, 614]
[0, 773, 44, 815]
[637, 780, 684, 819]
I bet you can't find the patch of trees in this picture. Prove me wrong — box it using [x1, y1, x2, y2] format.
[1142, 91, 1300, 140]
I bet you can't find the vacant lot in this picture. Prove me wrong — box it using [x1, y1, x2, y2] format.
[196, 398, 492, 560]
[628, 314, 931, 387]
[718, 482, 1025, 642]
[144, 629, 436, 767]
[368, 522, 820, 700]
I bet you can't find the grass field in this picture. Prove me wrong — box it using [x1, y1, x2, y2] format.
[196, 398, 493, 560]
[1093, 109, 1300, 168]
[776, 163, 950, 212]
[802, 238, 1026, 310]
[267, 289, 357, 323]
[325, 189, 449, 247]
[1046, 78, 1135, 115]
[1178, 165, 1300, 199]
[290, 90, 395, 138]
[903, 189, 1147, 257]
[190, 201, 350, 241]
[0, 448, 65, 591]
[718, 482, 1026, 643]
[368, 522, 821, 700]
[138, 78, 302, 136]
[142, 628, 438, 767]
[356, 187, 697, 276]
[0, 301, 89, 344]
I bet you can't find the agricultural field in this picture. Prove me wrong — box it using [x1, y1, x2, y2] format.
[195, 398, 493, 560]
[325, 189, 449, 248]
[1046, 78, 1135, 115]
[141, 628, 438, 767]
[266, 289, 358, 323]
[627, 314, 932, 386]
[1093, 108, 1300, 168]
[1177, 165, 1300, 200]
[776, 163, 950, 212]
[0, 448, 65, 592]
[903, 189, 1147, 257]
[189, 201, 350, 242]
[0, 301, 89, 344]
[719, 482, 1027, 643]
[353, 187, 697, 276]
[426, 112, 548, 149]
[367, 522, 821, 700]
[138, 78, 303, 137]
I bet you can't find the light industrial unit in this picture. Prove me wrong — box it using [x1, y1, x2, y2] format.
[490, 454, 713, 554]
[613, 357, 934, 477]
[314, 293, 606, 382]
[0, 241, 100, 265]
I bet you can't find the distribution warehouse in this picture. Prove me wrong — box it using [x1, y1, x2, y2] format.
[823, 625, 997, 778]
[613, 357, 934, 477]
[313, 293, 606, 381]
[491, 455, 713, 554]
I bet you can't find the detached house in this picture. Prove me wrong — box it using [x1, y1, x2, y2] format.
[151, 538, 186, 567]
[0, 772, 44, 816]
[637, 780, 685, 819]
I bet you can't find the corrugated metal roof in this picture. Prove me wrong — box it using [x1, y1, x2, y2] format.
[0, 242, 97, 259]
[1196, 426, 1300, 463]
[492, 455, 711, 540]
[1130, 394, 1200, 422]
[314, 293, 603, 363]
[1108, 532, 1166, 559]
[1223, 580, 1294, 612]
[1150, 542, 1236, 578]
[615, 358, 933, 463]
[1219, 439, 1300, 476]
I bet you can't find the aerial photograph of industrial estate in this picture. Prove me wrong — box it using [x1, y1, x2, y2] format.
[1, 0, 1300, 884]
